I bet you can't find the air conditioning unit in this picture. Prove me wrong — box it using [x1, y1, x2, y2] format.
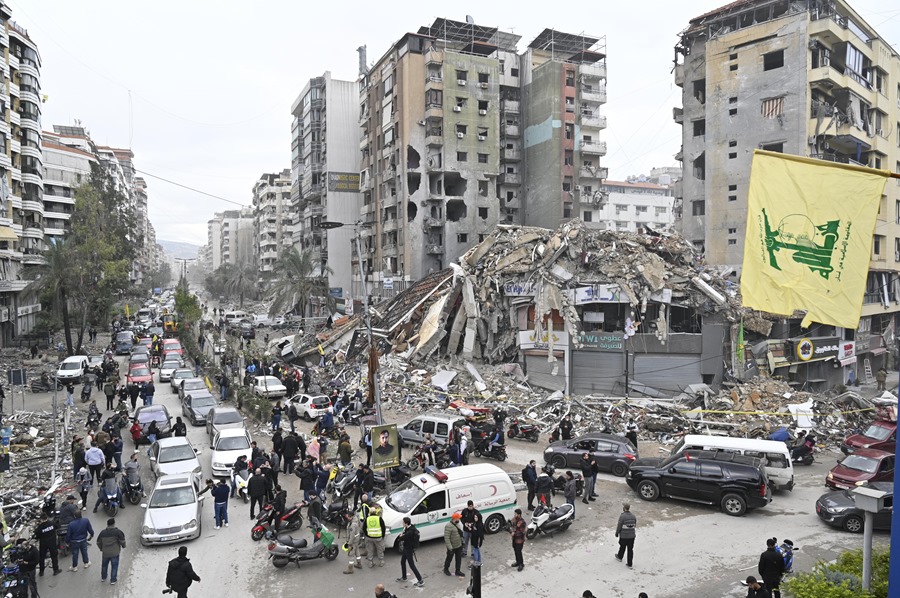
[457, 132, 465, 139]
[457, 79, 467, 86]
[877, 128, 886, 136]
[477, 135, 486, 141]
[479, 82, 488, 89]
[453, 106, 462, 112]
[478, 109, 487, 116]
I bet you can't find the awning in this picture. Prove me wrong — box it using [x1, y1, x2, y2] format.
[0, 226, 18, 241]
[869, 348, 887, 356]
[837, 356, 857, 367]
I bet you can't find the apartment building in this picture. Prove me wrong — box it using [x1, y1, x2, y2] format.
[0, 4, 42, 344]
[674, 0, 900, 383]
[291, 72, 360, 304]
[251, 169, 292, 278]
[217, 208, 254, 269]
[520, 29, 608, 228]
[206, 215, 223, 270]
[41, 126, 97, 244]
[587, 179, 675, 232]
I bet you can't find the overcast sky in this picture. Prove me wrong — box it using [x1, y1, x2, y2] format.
[11, 0, 900, 245]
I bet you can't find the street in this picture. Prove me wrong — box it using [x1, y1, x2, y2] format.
[15, 339, 886, 598]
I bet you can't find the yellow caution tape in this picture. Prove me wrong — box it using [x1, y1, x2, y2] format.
[678, 408, 875, 416]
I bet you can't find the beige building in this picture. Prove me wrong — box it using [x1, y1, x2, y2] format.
[251, 169, 292, 278]
[674, 0, 900, 379]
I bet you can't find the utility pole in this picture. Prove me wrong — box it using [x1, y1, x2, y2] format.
[354, 230, 383, 425]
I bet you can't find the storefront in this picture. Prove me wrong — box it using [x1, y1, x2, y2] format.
[519, 330, 569, 393]
[570, 332, 625, 396]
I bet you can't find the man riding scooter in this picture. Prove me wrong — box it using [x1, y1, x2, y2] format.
[791, 431, 815, 461]
[92, 463, 125, 512]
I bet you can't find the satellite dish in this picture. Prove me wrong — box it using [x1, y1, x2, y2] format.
[466, 15, 474, 24]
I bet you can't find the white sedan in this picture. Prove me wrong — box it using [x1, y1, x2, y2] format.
[252, 375, 287, 399]
[159, 358, 184, 382]
[210, 428, 252, 478]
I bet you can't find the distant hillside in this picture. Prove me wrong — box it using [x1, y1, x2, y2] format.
[159, 240, 200, 260]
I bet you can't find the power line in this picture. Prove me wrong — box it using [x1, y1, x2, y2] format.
[134, 169, 247, 207]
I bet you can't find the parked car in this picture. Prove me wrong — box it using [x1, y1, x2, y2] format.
[133, 404, 173, 445]
[544, 433, 637, 477]
[182, 390, 217, 426]
[626, 450, 772, 516]
[206, 406, 245, 442]
[252, 375, 287, 399]
[826, 449, 895, 490]
[210, 428, 253, 478]
[148, 436, 202, 478]
[841, 408, 897, 455]
[140, 473, 204, 546]
[56, 355, 89, 385]
[213, 339, 227, 355]
[397, 412, 467, 448]
[162, 339, 184, 358]
[129, 352, 151, 367]
[114, 331, 134, 355]
[178, 378, 208, 401]
[816, 481, 893, 533]
[158, 357, 184, 382]
[169, 368, 194, 391]
[127, 365, 153, 386]
[240, 321, 256, 339]
[289, 394, 332, 422]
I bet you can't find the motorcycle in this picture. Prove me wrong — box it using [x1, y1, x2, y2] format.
[790, 438, 816, 466]
[122, 470, 143, 505]
[508, 419, 541, 443]
[80, 383, 93, 403]
[267, 518, 339, 568]
[525, 502, 575, 539]
[99, 476, 121, 516]
[311, 420, 343, 441]
[406, 445, 448, 471]
[473, 438, 507, 462]
[373, 465, 411, 490]
[322, 501, 353, 531]
[233, 469, 250, 503]
[86, 410, 102, 434]
[553, 472, 585, 497]
[252, 501, 305, 541]
[30, 373, 54, 393]
[109, 411, 130, 431]
[327, 465, 356, 501]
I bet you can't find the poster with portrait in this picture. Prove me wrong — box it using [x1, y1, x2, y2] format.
[371, 423, 399, 470]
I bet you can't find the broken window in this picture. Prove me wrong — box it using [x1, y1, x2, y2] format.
[407, 172, 421, 194]
[425, 89, 442, 108]
[477, 153, 488, 164]
[457, 151, 468, 162]
[564, 150, 574, 166]
[728, 140, 737, 147]
[478, 180, 488, 196]
[728, 227, 737, 234]
[761, 142, 783, 153]
[478, 207, 488, 219]
[811, 43, 831, 69]
[445, 173, 466, 196]
[763, 49, 784, 71]
[692, 79, 706, 104]
[565, 71, 575, 87]
[761, 97, 784, 118]
[692, 120, 705, 137]
[457, 233, 468, 243]
[565, 124, 574, 140]
[455, 97, 467, 109]
[407, 146, 420, 169]
[730, 64, 738, 72]
[564, 207, 573, 218]
[407, 201, 417, 222]
[692, 200, 705, 216]
[693, 153, 705, 180]
[446, 199, 466, 221]
[507, 191, 515, 201]
[477, 127, 488, 139]
[565, 97, 575, 113]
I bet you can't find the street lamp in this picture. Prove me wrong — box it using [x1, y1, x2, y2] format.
[318, 220, 382, 425]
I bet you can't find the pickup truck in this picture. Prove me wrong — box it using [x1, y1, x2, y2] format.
[841, 405, 897, 454]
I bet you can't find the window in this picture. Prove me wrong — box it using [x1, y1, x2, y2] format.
[477, 153, 488, 164]
[729, 97, 738, 105]
[729, 53, 738, 60]
[583, 211, 592, 222]
[728, 195, 737, 202]
[729, 108, 738, 116]
[564, 207, 573, 218]
[875, 69, 885, 94]
[564, 150, 574, 166]
[507, 191, 515, 200]
[692, 120, 706, 137]
[457, 233, 468, 243]
[763, 50, 784, 71]
[456, 124, 467, 135]
[728, 140, 737, 147]
[455, 97, 467, 109]
[728, 228, 737, 234]
[655, 207, 667, 216]
[478, 100, 489, 112]
[510, 68, 519, 77]
[562, 179, 572, 192]
[761, 142, 783, 153]
[692, 79, 706, 104]
[477, 127, 488, 139]
[729, 152, 737, 159]
[615, 204, 628, 214]
[456, 70, 467, 82]
[761, 97, 784, 118]
[583, 185, 592, 194]
[693, 153, 705, 180]
[565, 97, 575, 113]
[728, 184, 737, 191]
[730, 64, 738, 72]
[671, 462, 696, 475]
[457, 152, 467, 162]
[728, 239, 737, 245]
[699, 463, 723, 478]
[874, 235, 883, 255]
[615, 221, 627, 230]
[478, 180, 488, 196]
[478, 72, 489, 84]
[565, 71, 575, 87]
[565, 124, 574, 140]
[636, 206, 648, 214]
[478, 234, 486, 242]
[478, 207, 488, 219]
[692, 201, 705, 216]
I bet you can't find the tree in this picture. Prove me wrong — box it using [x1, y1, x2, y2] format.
[783, 547, 889, 598]
[24, 240, 75, 354]
[145, 262, 172, 291]
[223, 263, 257, 308]
[267, 247, 334, 318]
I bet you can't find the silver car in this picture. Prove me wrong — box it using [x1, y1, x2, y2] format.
[158, 357, 184, 382]
[169, 368, 194, 391]
[148, 437, 202, 479]
[140, 473, 203, 546]
[205, 406, 245, 443]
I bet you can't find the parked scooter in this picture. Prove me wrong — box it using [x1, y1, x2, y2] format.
[406, 444, 448, 471]
[122, 470, 143, 505]
[322, 501, 353, 531]
[267, 518, 339, 568]
[553, 472, 584, 497]
[233, 469, 250, 503]
[473, 438, 507, 462]
[80, 383, 93, 403]
[252, 501, 306, 541]
[327, 465, 356, 501]
[507, 419, 541, 443]
[525, 501, 575, 539]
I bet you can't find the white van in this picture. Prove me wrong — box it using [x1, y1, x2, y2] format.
[670, 434, 794, 491]
[224, 311, 250, 328]
[56, 355, 89, 384]
[378, 464, 517, 547]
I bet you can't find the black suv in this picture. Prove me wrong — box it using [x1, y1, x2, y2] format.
[626, 450, 772, 516]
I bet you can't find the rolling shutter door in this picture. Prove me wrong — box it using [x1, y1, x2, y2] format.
[524, 352, 567, 392]
[632, 354, 701, 395]
[571, 351, 624, 395]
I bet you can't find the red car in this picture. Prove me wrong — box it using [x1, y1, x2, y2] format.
[127, 364, 153, 386]
[826, 448, 895, 490]
[162, 339, 184, 359]
[841, 407, 896, 455]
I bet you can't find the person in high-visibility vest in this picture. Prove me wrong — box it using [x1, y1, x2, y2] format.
[364, 504, 386, 568]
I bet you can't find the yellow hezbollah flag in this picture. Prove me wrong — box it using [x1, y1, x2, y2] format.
[742, 150, 888, 329]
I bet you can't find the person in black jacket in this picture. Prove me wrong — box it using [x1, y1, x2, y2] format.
[247, 468, 270, 519]
[166, 546, 201, 598]
[745, 576, 771, 598]
[758, 538, 784, 598]
[522, 461, 538, 510]
[33, 511, 61, 576]
[535, 466, 554, 506]
[396, 517, 424, 586]
[15, 538, 40, 597]
[580, 453, 598, 503]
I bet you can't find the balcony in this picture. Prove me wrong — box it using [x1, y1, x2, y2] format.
[674, 64, 684, 87]
[673, 107, 684, 124]
[580, 140, 607, 155]
[425, 104, 443, 120]
[579, 166, 609, 180]
[501, 148, 521, 162]
[580, 63, 607, 80]
[425, 128, 443, 146]
[22, 224, 43, 239]
[580, 86, 607, 104]
[383, 220, 399, 232]
[425, 74, 443, 92]
[22, 251, 46, 266]
[20, 145, 40, 161]
[0, 280, 27, 292]
[501, 100, 520, 114]
[581, 114, 607, 129]
[424, 216, 444, 228]
[501, 124, 520, 138]
[426, 245, 444, 255]
[21, 199, 43, 214]
[499, 172, 521, 186]
[425, 48, 443, 66]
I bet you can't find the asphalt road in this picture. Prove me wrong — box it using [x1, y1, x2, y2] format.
[18, 343, 888, 598]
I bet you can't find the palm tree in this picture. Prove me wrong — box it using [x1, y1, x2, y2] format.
[268, 247, 334, 318]
[224, 263, 258, 308]
[24, 240, 75, 355]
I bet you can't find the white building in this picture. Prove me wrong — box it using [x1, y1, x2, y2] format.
[585, 180, 675, 232]
[41, 126, 97, 244]
[251, 169, 292, 278]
